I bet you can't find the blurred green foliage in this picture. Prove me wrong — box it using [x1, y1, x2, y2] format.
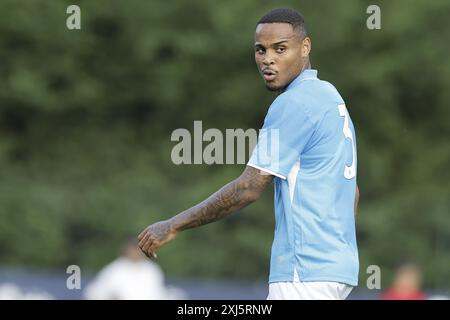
[0, 0, 449, 289]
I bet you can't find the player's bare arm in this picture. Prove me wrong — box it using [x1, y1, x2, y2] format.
[354, 185, 360, 218]
[138, 166, 273, 258]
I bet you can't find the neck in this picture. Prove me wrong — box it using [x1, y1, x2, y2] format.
[302, 60, 312, 72]
[277, 60, 312, 95]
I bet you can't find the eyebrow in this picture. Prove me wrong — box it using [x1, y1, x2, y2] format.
[254, 39, 291, 47]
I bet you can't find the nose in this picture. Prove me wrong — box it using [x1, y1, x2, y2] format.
[262, 51, 275, 66]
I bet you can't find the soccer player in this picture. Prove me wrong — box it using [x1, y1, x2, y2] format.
[138, 8, 359, 300]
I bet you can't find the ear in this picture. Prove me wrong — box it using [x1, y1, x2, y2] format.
[301, 37, 311, 58]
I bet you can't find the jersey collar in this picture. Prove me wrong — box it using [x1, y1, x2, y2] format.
[285, 69, 318, 91]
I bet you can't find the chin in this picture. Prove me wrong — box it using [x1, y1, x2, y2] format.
[265, 82, 280, 92]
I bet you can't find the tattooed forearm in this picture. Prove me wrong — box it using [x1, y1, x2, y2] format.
[169, 166, 273, 232]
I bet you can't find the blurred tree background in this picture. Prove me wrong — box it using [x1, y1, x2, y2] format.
[0, 0, 449, 290]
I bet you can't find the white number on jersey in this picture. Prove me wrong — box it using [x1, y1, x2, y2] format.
[338, 104, 356, 179]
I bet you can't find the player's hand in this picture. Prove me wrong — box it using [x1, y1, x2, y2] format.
[138, 220, 177, 259]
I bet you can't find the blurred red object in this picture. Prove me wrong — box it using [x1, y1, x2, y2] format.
[381, 264, 427, 300]
[381, 288, 426, 300]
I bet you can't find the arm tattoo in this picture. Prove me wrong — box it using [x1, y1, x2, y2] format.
[170, 166, 273, 232]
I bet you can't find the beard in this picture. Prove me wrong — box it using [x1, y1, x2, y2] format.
[266, 82, 288, 93]
[265, 82, 280, 91]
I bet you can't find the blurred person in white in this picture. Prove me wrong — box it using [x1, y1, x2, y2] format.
[83, 238, 168, 300]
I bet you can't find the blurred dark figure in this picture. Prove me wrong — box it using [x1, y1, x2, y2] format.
[381, 264, 426, 300]
[83, 238, 168, 300]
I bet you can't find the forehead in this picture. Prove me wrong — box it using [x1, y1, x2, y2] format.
[255, 23, 296, 43]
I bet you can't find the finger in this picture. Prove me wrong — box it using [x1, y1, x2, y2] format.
[148, 241, 159, 254]
[138, 232, 150, 248]
[143, 250, 157, 260]
[142, 237, 154, 253]
[145, 243, 158, 260]
[148, 242, 160, 258]
[143, 250, 152, 259]
[147, 249, 158, 259]
[138, 228, 148, 240]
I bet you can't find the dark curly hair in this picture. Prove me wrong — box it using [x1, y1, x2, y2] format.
[257, 8, 307, 37]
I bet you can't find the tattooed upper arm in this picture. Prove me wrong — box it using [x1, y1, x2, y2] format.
[237, 166, 274, 202]
[168, 165, 274, 232]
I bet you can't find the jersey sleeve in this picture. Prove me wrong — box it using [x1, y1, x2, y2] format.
[247, 94, 316, 179]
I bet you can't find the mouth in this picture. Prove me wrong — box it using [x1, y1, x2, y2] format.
[262, 68, 277, 82]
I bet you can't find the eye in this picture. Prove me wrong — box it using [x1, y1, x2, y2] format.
[276, 47, 286, 54]
[255, 47, 265, 55]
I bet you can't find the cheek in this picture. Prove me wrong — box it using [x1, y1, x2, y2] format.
[283, 53, 302, 72]
[255, 54, 262, 64]
[285, 51, 300, 64]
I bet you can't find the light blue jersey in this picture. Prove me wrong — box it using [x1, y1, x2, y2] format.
[248, 69, 359, 286]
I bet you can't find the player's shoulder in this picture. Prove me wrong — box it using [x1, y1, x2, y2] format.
[317, 79, 344, 100]
[268, 76, 346, 123]
[299, 78, 346, 115]
[275, 80, 339, 117]
[297, 77, 343, 101]
[270, 89, 307, 118]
